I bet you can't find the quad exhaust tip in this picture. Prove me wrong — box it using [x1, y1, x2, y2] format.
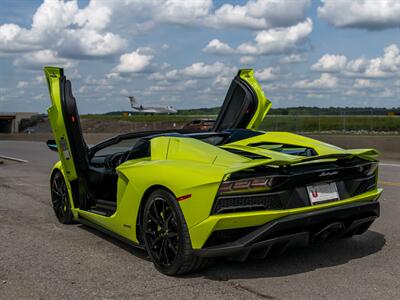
[312, 222, 346, 242]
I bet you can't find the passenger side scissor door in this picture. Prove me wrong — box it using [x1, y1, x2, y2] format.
[213, 69, 271, 131]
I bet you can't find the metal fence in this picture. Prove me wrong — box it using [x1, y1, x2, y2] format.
[259, 115, 400, 134]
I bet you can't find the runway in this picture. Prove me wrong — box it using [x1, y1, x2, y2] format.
[0, 140, 399, 299]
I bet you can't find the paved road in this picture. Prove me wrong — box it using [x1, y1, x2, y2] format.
[0, 141, 399, 299]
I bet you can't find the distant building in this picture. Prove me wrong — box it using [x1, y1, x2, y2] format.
[0, 112, 38, 133]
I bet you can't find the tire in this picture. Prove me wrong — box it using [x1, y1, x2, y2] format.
[50, 170, 74, 224]
[142, 189, 207, 275]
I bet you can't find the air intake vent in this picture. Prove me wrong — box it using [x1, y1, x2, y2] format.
[212, 193, 283, 214]
[354, 176, 376, 195]
[224, 148, 269, 159]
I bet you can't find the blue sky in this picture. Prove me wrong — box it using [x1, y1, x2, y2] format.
[0, 0, 399, 113]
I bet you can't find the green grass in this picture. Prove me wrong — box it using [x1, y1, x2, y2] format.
[82, 114, 400, 132]
[260, 115, 400, 132]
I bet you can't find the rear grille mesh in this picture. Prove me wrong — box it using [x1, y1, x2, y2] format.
[354, 176, 376, 195]
[213, 194, 284, 214]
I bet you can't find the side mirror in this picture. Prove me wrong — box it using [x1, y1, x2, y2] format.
[46, 140, 58, 152]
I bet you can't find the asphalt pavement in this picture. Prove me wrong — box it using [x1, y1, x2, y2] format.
[0, 140, 399, 299]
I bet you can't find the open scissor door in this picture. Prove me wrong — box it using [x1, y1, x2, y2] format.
[213, 69, 271, 131]
[45, 66, 89, 208]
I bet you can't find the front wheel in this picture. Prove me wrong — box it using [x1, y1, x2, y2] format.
[50, 171, 73, 224]
[142, 189, 207, 275]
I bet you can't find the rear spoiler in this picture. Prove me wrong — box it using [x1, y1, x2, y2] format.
[222, 148, 379, 172]
[283, 149, 378, 166]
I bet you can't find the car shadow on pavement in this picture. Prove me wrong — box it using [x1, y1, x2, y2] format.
[200, 230, 385, 281]
[77, 224, 150, 261]
[75, 224, 385, 279]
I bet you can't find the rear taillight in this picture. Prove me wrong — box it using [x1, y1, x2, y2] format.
[357, 162, 378, 176]
[218, 176, 286, 195]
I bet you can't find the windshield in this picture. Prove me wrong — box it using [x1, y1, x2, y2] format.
[93, 137, 140, 157]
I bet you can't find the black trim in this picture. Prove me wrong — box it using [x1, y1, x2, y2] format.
[60, 78, 89, 174]
[76, 217, 145, 250]
[60, 78, 92, 209]
[194, 201, 380, 259]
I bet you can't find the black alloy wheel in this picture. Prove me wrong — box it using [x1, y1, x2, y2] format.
[144, 194, 179, 266]
[142, 189, 207, 275]
[51, 171, 73, 224]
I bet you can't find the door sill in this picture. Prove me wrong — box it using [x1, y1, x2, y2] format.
[76, 217, 145, 250]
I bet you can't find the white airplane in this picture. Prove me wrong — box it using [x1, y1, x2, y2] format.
[128, 96, 177, 114]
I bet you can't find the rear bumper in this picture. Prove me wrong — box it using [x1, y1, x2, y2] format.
[193, 201, 379, 259]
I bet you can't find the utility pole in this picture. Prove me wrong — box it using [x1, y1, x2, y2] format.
[342, 110, 346, 133]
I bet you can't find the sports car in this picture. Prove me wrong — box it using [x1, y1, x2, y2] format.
[44, 67, 382, 275]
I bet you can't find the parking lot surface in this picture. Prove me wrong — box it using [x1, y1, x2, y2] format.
[0, 141, 399, 299]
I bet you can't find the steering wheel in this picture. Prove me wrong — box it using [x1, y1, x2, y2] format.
[105, 152, 126, 170]
[117, 150, 131, 166]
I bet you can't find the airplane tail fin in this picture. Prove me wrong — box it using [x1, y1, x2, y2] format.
[128, 96, 137, 108]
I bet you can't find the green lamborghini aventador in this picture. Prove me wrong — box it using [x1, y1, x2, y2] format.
[45, 67, 382, 275]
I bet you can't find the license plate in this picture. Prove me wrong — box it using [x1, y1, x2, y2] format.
[307, 182, 339, 205]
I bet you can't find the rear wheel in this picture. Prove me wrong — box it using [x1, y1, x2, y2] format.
[51, 171, 73, 224]
[142, 189, 207, 275]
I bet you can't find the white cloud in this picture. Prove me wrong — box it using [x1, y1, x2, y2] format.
[181, 62, 232, 78]
[306, 93, 325, 99]
[16, 81, 29, 88]
[311, 54, 347, 72]
[213, 75, 231, 88]
[35, 76, 44, 84]
[361, 44, 400, 76]
[0, 24, 39, 52]
[312, 44, 400, 78]
[58, 29, 127, 58]
[0, 0, 126, 59]
[120, 89, 129, 96]
[280, 53, 306, 64]
[237, 18, 313, 55]
[207, 0, 310, 30]
[255, 67, 279, 81]
[33, 94, 45, 100]
[147, 61, 235, 84]
[74, 0, 112, 30]
[346, 57, 368, 74]
[151, 69, 181, 81]
[112, 49, 154, 73]
[342, 89, 358, 97]
[0, 0, 313, 64]
[261, 83, 284, 91]
[13, 49, 74, 69]
[152, 0, 212, 25]
[203, 39, 235, 55]
[147, 72, 165, 81]
[177, 79, 198, 91]
[377, 88, 395, 98]
[318, 0, 400, 30]
[240, 56, 256, 64]
[353, 79, 382, 89]
[160, 62, 171, 70]
[293, 73, 338, 89]
[78, 86, 87, 94]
